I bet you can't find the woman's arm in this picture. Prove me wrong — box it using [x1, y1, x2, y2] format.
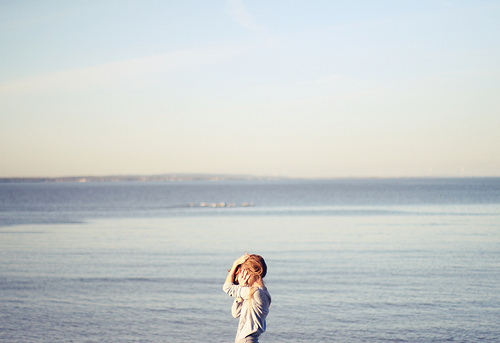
[231, 298, 243, 318]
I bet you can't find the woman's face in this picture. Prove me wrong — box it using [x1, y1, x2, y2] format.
[236, 268, 250, 286]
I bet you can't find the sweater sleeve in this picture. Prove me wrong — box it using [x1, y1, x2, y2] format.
[231, 299, 242, 318]
[223, 282, 250, 299]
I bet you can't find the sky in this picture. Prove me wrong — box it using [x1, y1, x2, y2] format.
[1, 0, 499, 179]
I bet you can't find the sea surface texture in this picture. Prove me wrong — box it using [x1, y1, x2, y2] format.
[1, 178, 499, 342]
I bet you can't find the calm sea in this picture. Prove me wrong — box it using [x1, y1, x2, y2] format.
[1, 178, 499, 342]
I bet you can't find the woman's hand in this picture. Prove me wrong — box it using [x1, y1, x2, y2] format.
[239, 268, 251, 286]
[233, 253, 250, 267]
[225, 253, 249, 285]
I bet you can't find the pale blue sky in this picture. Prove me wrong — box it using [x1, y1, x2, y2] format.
[1, 0, 499, 178]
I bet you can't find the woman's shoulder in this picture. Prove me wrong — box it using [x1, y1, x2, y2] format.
[259, 286, 270, 293]
[254, 287, 271, 302]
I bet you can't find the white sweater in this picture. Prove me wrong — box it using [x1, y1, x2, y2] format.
[223, 282, 271, 341]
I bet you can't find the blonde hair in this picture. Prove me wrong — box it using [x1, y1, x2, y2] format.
[240, 254, 267, 300]
[241, 254, 267, 278]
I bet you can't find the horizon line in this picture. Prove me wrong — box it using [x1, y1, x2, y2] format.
[1, 173, 499, 183]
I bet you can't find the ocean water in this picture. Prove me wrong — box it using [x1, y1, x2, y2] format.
[1, 178, 499, 342]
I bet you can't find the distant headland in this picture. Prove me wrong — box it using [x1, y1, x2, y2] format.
[0, 174, 288, 183]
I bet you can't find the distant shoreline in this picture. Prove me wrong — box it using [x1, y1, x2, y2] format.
[0, 174, 288, 183]
[0, 174, 498, 183]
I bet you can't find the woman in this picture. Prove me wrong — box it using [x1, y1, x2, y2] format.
[223, 253, 271, 343]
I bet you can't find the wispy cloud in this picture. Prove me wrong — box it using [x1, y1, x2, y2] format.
[225, 0, 268, 35]
[0, 45, 247, 94]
